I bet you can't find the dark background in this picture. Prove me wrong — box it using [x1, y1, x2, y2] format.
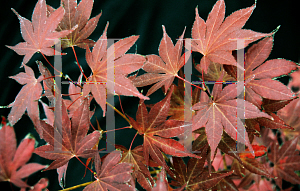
[0, 0, 299, 190]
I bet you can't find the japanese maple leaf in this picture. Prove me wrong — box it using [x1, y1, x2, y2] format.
[268, 137, 300, 189]
[244, 98, 294, 143]
[170, 156, 234, 191]
[34, 98, 101, 170]
[47, 0, 101, 49]
[8, 65, 43, 125]
[83, 150, 134, 191]
[83, 24, 149, 116]
[132, 25, 191, 96]
[190, 0, 271, 73]
[224, 36, 297, 108]
[128, 86, 200, 173]
[38, 61, 55, 107]
[277, 98, 300, 150]
[116, 145, 155, 191]
[192, 80, 271, 160]
[0, 119, 46, 188]
[6, 0, 74, 64]
[248, 98, 294, 131]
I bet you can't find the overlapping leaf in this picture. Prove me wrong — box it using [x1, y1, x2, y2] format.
[117, 145, 155, 191]
[268, 137, 300, 189]
[8, 65, 43, 125]
[133, 25, 191, 96]
[224, 36, 297, 108]
[190, 0, 271, 73]
[83, 24, 148, 116]
[128, 86, 200, 173]
[170, 152, 233, 191]
[192, 79, 271, 159]
[6, 0, 74, 64]
[34, 98, 101, 170]
[47, 0, 101, 49]
[0, 119, 46, 188]
[83, 150, 134, 191]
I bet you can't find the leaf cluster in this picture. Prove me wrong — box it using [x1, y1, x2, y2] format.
[1, 0, 300, 190]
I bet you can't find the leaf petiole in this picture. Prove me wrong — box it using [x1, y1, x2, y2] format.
[175, 74, 204, 90]
[106, 102, 131, 125]
[59, 181, 94, 191]
[71, 46, 88, 80]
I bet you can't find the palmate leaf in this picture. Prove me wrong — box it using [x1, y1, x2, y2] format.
[0, 118, 46, 188]
[268, 137, 300, 189]
[83, 151, 134, 191]
[116, 145, 155, 191]
[132, 25, 191, 96]
[83, 24, 149, 116]
[34, 98, 102, 171]
[6, 0, 74, 64]
[128, 86, 200, 174]
[190, 0, 271, 73]
[47, 0, 101, 49]
[224, 36, 297, 108]
[8, 65, 43, 125]
[192, 79, 271, 160]
[170, 147, 233, 191]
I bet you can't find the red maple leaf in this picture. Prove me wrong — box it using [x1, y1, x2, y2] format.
[170, 152, 234, 191]
[83, 150, 134, 191]
[8, 65, 43, 125]
[6, 0, 74, 64]
[117, 145, 156, 191]
[83, 24, 149, 116]
[47, 0, 101, 49]
[268, 137, 300, 189]
[132, 25, 191, 96]
[224, 36, 297, 108]
[128, 86, 200, 174]
[192, 79, 271, 160]
[34, 98, 101, 171]
[190, 0, 271, 73]
[0, 118, 46, 188]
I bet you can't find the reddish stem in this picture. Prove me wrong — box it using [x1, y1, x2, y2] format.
[118, 95, 126, 115]
[104, 126, 131, 133]
[66, 94, 82, 110]
[89, 120, 96, 131]
[175, 74, 203, 90]
[129, 132, 138, 150]
[75, 156, 95, 175]
[41, 75, 58, 81]
[62, 92, 82, 96]
[40, 52, 61, 74]
[71, 46, 87, 80]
